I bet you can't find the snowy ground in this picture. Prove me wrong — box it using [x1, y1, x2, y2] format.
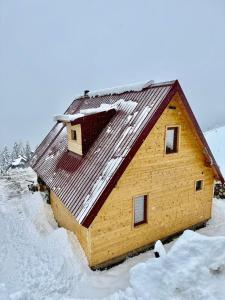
[0, 168, 225, 300]
[0, 126, 224, 300]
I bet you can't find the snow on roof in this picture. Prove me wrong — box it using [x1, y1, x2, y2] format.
[77, 157, 123, 222]
[54, 99, 138, 123]
[88, 80, 154, 98]
[11, 155, 27, 166]
[54, 113, 85, 123]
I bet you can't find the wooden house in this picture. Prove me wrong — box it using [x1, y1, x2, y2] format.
[30, 80, 224, 269]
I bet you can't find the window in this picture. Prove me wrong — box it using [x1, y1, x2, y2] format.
[195, 180, 203, 191]
[134, 195, 147, 226]
[165, 127, 179, 154]
[71, 130, 77, 141]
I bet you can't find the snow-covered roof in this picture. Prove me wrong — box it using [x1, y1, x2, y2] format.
[11, 155, 27, 166]
[87, 80, 154, 98]
[54, 113, 84, 123]
[54, 99, 138, 123]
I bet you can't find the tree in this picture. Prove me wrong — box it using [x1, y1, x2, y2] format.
[0, 146, 11, 173]
[11, 142, 21, 160]
[24, 141, 32, 160]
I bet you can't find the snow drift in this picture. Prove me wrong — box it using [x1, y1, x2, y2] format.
[1, 168, 225, 299]
[130, 230, 225, 300]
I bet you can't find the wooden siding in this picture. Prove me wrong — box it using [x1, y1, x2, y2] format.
[88, 92, 215, 267]
[50, 191, 91, 261]
[67, 124, 83, 155]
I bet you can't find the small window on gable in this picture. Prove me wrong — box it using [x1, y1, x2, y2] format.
[71, 130, 77, 141]
[166, 126, 179, 154]
[195, 180, 203, 191]
[134, 195, 147, 226]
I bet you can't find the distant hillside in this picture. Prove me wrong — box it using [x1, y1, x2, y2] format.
[204, 125, 225, 178]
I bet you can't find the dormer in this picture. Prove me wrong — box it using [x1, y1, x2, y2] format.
[55, 108, 116, 156]
[67, 122, 82, 155]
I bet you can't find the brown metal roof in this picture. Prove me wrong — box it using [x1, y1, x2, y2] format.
[30, 80, 224, 228]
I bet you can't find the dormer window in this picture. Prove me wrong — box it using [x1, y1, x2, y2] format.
[67, 124, 82, 155]
[54, 107, 116, 156]
[71, 130, 77, 141]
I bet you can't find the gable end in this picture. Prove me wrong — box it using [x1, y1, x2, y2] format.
[81, 80, 224, 227]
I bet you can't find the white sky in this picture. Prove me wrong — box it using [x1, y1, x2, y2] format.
[0, 0, 225, 149]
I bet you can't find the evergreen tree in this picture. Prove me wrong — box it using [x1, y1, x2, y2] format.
[0, 146, 11, 173]
[11, 141, 24, 160]
[24, 141, 32, 160]
[18, 141, 24, 157]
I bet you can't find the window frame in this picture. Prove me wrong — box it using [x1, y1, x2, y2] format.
[195, 180, 204, 192]
[133, 194, 148, 227]
[165, 125, 180, 155]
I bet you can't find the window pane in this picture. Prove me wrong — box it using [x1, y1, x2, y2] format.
[72, 130, 77, 140]
[196, 180, 203, 191]
[134, 196, 145, 224]
[166, 127, 178, 154]
[166, 129, 175, 151]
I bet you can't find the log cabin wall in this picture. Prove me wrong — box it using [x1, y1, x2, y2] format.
[88, 92, 215, 267]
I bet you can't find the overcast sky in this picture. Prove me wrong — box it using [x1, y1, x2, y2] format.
[0, 0, 225, 149]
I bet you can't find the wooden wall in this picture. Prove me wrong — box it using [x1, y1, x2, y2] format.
[88, 92, 215, 267]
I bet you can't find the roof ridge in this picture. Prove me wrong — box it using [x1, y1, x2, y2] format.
[73, 79, 176, 101]
[86, 80, 154, 98]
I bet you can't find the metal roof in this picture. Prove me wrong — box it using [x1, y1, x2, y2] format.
[30, 80, 224, 227]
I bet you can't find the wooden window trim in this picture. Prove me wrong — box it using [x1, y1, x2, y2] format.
[133, 195, 148, 227]
[195, 179, 204, 192]
[165, 126, 180, 155]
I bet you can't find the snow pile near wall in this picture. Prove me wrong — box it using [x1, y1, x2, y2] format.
[130, 230, 225, 300]
[204, 125, 225, 177]
[0, 192, 82, 300]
